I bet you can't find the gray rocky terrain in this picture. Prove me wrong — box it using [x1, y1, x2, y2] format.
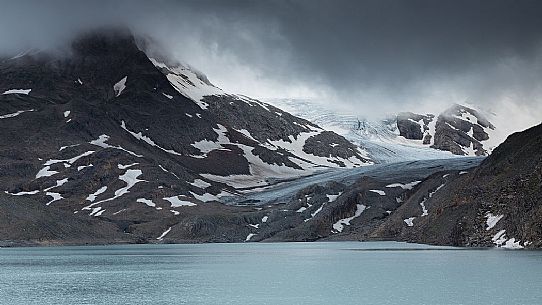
[265, 98, 501, 163]
[0, 29, 539, 248]
[269, 123, 541, 249]
[370, 122, 542, 248]
[397, 104, 497, 156]
[0, 29, 370, 246]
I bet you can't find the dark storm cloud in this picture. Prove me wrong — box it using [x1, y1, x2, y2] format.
[0, 0, 541, 122]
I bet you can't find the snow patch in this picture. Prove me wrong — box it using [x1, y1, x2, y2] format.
[157, 227, 172, 240]
[5, 190, 39, 196]
[462, 142, 477, 156]
[455, 110, 479, 124]
[492, 230, 507, 246]
[369, 189, 386, 196]
[0, 109, 35, 119]
[385, 181, 421, 190]
[118, 163, 139, 170]
[190, 179, 211, 189]
[404, 217, 416, 226]
[112, 209, 126, 215]
[45, 192, 63, 205]
[420, 199, 429, 217]
[43, 178, 69, 192]
[503, 238, 523, 249]
[137, 198, 156, 208]
[59, 144, 80, 151]
[86, 186, 107, 202]
[90, 134, 142, 157]
[235, 128, 258, 142]
[326, 192, 342, 202]
[44, 151, 94, 167]
[485, 213, 504, 231]
[332, 204, 367, 233]
[305, 194, 338, 222]
[3, 89, 31, 95]
[190, 191, 219, 202]
[190, 124, 229, 158]
[87, 206, 103, 216]
[158, 165, 181, 180]
[113, 76, 127, 97]
[491, 230, 523, 249]
[149, 58, 223, 110]
[418, 183, 445, 217]
[296, 207, 307, 213]
[83, 170, 144, 212]
[245, 233, 257, 242]
[36, 166, 58, 178]
[163, 196, 197, 207]
[77, 164, 93, 171]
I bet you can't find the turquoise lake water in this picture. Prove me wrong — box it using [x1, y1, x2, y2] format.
[0, 242, 541, 305]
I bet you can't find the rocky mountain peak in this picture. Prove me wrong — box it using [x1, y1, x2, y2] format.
[441, 104, 494, 130]
[0, 28, 373, 244]
[396, 104, 497, 156]
[396, 112, 435, 143]
[71, 27, 139, 56]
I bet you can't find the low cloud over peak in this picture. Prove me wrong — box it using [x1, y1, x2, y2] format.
[1, 0, 541, 128]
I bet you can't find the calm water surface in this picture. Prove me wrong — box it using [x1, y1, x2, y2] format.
[0, 242, 541, 305]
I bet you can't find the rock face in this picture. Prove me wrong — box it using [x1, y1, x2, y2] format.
[251, 123, 540, 248]
[396, 112, 434, 142]
[0, 29, 371, 245]
[396, 104, 497, 156]
[370, 123, 542, 248]
[218, 157, 484, 243]
[265, 99, 500, 163]
[1, 28, 538, 248]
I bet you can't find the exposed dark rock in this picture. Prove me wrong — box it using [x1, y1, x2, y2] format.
[396, 112, 434, 140]
[371, 123, 542, 248]
[430, 104, 495, 156]
[0, 28, 538, 249]
[0, 28, 371, 246]
[395, 105, 496, 156]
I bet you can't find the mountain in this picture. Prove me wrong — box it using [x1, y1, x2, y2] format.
[266, 99, 502, 162]
[0, 29, 370, 245]
[397, 104, 498, 156]
[245, 122, 540, 249]
[1, 28, 537, 248]
[369, 122, 542, 248]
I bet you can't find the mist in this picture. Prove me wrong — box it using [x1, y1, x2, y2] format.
[0, 0, 540, 130]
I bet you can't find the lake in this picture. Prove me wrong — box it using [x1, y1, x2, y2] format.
[0, 242, 540, 305]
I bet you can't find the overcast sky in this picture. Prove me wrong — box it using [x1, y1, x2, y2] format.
[0, 0, 541, 130]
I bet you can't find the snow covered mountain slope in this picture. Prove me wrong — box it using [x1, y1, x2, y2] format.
[1, 28, 527, 248]
[266, 99, 503, 162]
[0, 29, 373, 244]
[370, 122, 542, 248]
[396, 104, 500, 156]
[231, 122, 541, 248]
